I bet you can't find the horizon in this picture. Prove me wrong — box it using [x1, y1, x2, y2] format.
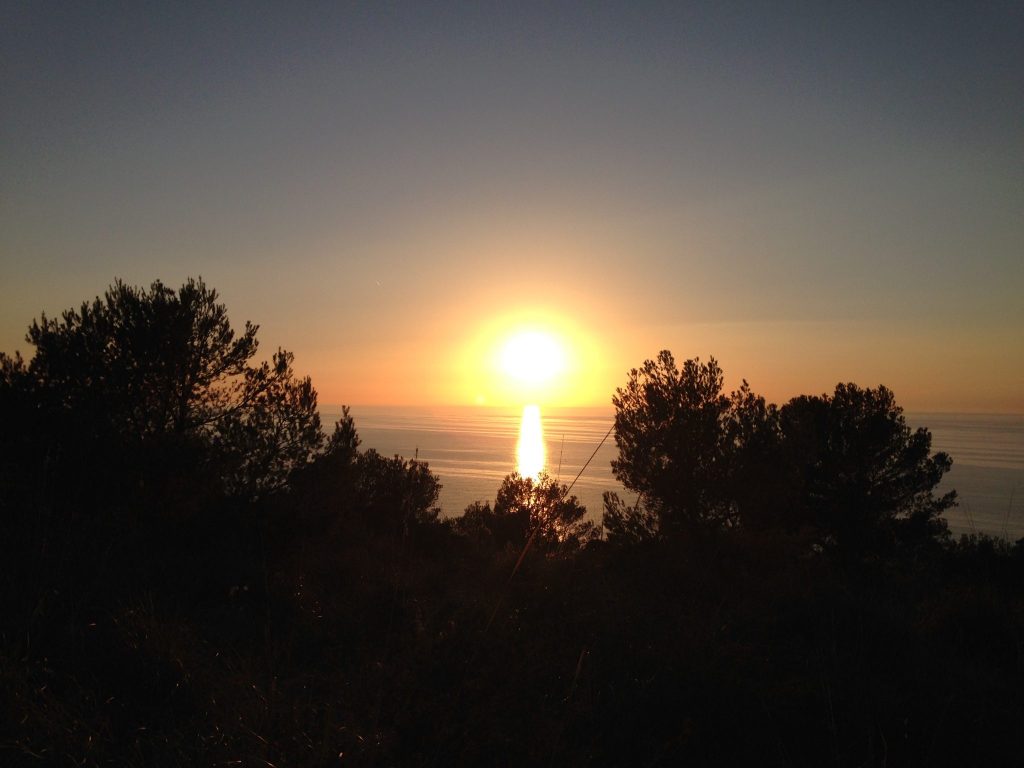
[333, 402, 1024, 417]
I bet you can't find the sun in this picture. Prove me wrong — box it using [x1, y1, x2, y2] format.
[499, 330, 566, 386]
[453, 308, 608, 407]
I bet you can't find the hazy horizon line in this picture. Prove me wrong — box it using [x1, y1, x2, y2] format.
[321, 403, 1024, 417]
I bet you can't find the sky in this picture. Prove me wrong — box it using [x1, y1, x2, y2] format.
[2, 1, 1022, 411]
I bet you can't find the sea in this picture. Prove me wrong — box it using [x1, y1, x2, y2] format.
[321, 406, 1024, 540]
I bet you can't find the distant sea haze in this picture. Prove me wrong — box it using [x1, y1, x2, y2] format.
[322, 407, 1024, 540]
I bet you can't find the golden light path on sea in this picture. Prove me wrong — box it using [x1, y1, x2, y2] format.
[516, 404, 545, 480]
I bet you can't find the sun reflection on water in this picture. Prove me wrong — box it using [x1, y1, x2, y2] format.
[516, 404, 546, 480]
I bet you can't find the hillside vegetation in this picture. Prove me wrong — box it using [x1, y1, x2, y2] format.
[2, 280, 1021, 766]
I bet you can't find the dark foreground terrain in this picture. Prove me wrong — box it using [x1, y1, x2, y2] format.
[2, 280, 1022, 766]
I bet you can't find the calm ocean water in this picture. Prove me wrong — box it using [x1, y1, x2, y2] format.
[322, 406, 1024, 540]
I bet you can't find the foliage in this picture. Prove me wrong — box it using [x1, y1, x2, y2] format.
[352, 449, 442, 530]
[608, 351, 955, 557]
[723, 380, 795, 530]
[778, 383, 955, 555]
[601, 490, 658, 545]
[458, 472, 597, 553]
[5, 277, 322, 498]
[610, 351, 736, 536]
[27, 278, 258, 435]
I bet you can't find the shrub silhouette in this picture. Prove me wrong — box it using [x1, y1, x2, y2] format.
[458, 472, 597, 553]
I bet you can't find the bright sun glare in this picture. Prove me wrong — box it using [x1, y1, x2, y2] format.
[499, 331, 566, 386]
[457, 311, 603, 407]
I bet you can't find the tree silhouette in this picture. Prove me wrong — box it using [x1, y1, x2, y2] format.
[610, 351, 735, 536]
[779, 383, 955, 555]
[352, 449, 442, 531]
[724, 380, 800, 531]
[608, 350, 956, 558]
[459, 473, 597, 553]
[8, 277, 322, 498]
